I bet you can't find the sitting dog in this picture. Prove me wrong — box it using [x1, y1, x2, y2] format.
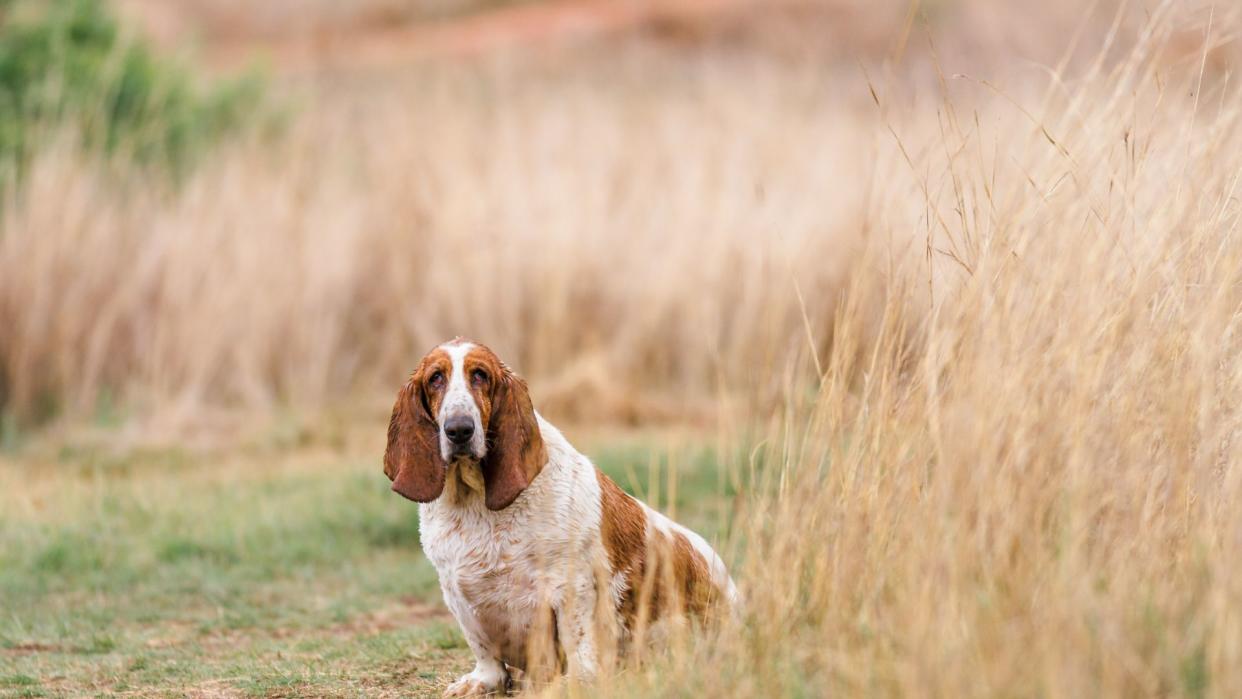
[384, 338, 737, 696]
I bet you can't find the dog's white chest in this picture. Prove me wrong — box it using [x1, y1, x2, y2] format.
[419, 498, 554, 666]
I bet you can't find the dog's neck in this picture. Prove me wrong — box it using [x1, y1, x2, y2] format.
[443, 458, 486, 505]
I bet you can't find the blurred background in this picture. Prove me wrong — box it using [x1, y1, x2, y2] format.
[0, 0, 1225, 446]
[1, 1, 1240, 696]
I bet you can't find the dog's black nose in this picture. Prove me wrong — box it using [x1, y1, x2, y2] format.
[444, 416, 474, 445]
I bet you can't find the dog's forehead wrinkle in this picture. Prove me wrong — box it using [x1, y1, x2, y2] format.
[418, 347, 451, 373]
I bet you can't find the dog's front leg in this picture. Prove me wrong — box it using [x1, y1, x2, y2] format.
[441, 587, 509, 697]
[554, 571, 604, 682]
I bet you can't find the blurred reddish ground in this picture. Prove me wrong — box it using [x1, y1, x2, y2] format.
[115, 1, 1232, 85]
[120, 0, 796, 71]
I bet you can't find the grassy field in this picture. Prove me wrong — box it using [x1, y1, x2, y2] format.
[0, 426, 735, 697]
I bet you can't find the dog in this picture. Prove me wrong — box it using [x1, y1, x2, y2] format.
[383, 338, 737, 696]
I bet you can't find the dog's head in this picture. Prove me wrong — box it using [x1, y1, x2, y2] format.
[383, 338, 545, 510]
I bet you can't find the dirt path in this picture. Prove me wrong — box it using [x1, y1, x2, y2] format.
[121, 0, 770, 73]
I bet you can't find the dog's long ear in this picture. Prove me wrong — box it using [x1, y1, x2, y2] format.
[481, 369, 545, 511]
[384, 377, 446, 503]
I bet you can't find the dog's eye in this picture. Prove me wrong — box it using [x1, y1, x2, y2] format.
[471, 369, 489, 386]
[428, 371, 445, 388]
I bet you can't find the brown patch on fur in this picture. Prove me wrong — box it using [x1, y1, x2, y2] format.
[414, 347, 452, 419]
[596, 469, 648, 628]
[667, 530, 717, 615]
[383, 349, 450, 502]
[462, 344, 503, 435]
[597, 470, 722, 634]
[467, 344, 545, 510]
[634, 526, 718, 624]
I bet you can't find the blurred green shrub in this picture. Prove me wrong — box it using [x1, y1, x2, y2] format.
[0, 0, 263, 181]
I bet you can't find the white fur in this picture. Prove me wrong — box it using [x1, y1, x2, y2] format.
[437, 342, 486, 461]
[418, 377, 736, 694]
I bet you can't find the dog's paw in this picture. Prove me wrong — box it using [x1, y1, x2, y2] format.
[443, 672, 506, 697]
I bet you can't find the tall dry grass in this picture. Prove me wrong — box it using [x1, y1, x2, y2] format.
[0, 53, 876, 430]
[573, 6, 1242, 698]
[0, 2, 1223, 434]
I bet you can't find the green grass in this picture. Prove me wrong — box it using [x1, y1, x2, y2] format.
[0, 0, 264, 187]
[0, 429, 733, 697]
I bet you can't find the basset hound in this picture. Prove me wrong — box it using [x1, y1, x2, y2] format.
[383, 338, 737, 696]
